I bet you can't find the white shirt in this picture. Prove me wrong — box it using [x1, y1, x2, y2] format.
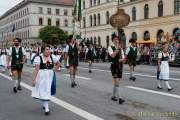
[33, 54, 58, 65]
[108, 45, 125, 59]
[85, 48, 96, 56]
[8, 46, 26, 56]
[65, 44, 75, 53]
[126, 45, 137, 55]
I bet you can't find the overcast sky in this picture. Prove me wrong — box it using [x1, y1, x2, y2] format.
[0, 0, 23, 16]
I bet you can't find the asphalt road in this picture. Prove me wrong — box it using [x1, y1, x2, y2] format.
[0, 62, 180, 120]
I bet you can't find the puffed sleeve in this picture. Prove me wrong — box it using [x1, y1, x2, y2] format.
[158, 52, 162, 59]
[33, 56, 40, 65]
[52, 55, 59, 63]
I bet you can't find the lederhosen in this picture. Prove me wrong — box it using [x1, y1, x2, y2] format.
[110, 46, 123, 78]
[11, 47, 24, 71]
[127, 46, 137, 66]
[68, 45, 79, 67]
[39, 56, 54, 70]
[86, 48, 95, 61]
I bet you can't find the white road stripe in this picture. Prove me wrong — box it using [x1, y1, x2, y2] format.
[0, 73, 104, 120]
[78, 67, 180, 81]
[63, 74, 91, 80]
[126, 86, 180, 99]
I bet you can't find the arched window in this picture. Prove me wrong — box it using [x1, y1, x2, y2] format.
[39, 18, 43, 25]
[106, 11, 110, 24]
[83, 17, 86, 28]
[158, 0, 163, 17]
[64, 19, 68, 27]
[83, 0, 85, 9]
[106, 36, 109, 47]
[94, 37, 97, 45]
[90, 0, 93, 7]
[97, 13, 101, 25]
[48, 18, 51, 26]
[98, 36, 101, 45]
[98, 0, 100, 5]
[157, 29, 164, 42]
[94, 14, 96, 26]
[94, 0, 96, 6]
[144, 31, 150, 40]
[173, 28, 179, 37]
[174, 0, 180, 14]
[90, 15, 92, 26]
[132, 32, 137, 40]
[144, 4, 149, 19]
[132, 7, 136, 21]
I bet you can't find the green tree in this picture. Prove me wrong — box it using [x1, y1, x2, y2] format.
[39, 26, 68, 45]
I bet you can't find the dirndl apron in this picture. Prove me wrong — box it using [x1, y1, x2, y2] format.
[159, 61, 169, 80]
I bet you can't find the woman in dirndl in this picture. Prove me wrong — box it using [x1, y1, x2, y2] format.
[157, 42, 173, 91]
[31, 44, 60, 115]
[0, 47, 8, 72]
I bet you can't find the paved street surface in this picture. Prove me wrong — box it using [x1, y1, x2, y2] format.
[0, 62, 180, 120]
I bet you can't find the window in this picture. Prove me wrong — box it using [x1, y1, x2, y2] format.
[94, 0, 96, 6]
[94, 14, 96, 26]
[64, 19, 68, 27]
[174, 0, 180, 14]
[83, 0, 85, 9]
[97, 0, 100, 5]
[48, 18, 51, 26]
[90, 15, 92, 26]
[157, 29, 164, 42]
[47, 8, 51, 14]
[83, 17, 86, 28]
[90, 0, 93, 7]
[94, 37, 97, 45]
[106, 11, 110, 24]
[97, 13, 101, 25]
[39, 18, 43, 25]
[132, 32, 137, 40]
[158, 0, 163, 17]
[144, 31, 150, 40]
[64, 9, 68, 16]
[39, 7, 43, 14]
[132, 7, 136, 21]
[98, 36, 101, 45]
[56, 9, 60, 15]
[106, 36, 109, 47]
[56, 19, 60, 27]
[144, 4, 149, 19]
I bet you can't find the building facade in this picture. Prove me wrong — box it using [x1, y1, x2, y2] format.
[0, 0, 74, 45]
[80, 0, 180, 47]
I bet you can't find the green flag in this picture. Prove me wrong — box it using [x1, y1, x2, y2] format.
[74, 0, 82, 21]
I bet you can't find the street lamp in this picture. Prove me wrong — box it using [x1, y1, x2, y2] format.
[110, 0, 130, 48]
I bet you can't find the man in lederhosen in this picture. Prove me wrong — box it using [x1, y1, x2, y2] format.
[7, 38, 26, 93]
[126, 38, 137, 81]
[108, 35, 126, 104]
[85, 43, 96, 73]
[65, 35, 80, 88]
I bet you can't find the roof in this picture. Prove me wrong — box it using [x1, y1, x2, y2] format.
[0, 0, 74, 20]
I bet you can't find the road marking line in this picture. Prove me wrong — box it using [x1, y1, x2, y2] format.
[63, 74, 91, 80]
[0, 73, 104, 120]
[126, 86, 180, 99]
[78, 67, 180, 81]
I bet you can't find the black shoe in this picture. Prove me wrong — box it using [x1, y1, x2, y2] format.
[17, 86, 22, 91]
[43, 107, 45, 110]
[157, 86, 163, 89]
[119, 98, 125, 104]
[13, 87, 17, 93]
[129, 77, 133, 80]
[71, 83, 75, 88]
[89, 70, 92, 73]
[132, 77, 136, 81]
[45, 111, 50, 116]
[111, 96, 118, 101]
[168, 88, 173, 91]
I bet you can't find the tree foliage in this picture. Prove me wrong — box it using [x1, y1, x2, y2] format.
[39, 26, 68, 45]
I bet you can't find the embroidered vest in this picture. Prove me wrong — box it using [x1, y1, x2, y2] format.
[11, 47, 23, 65]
